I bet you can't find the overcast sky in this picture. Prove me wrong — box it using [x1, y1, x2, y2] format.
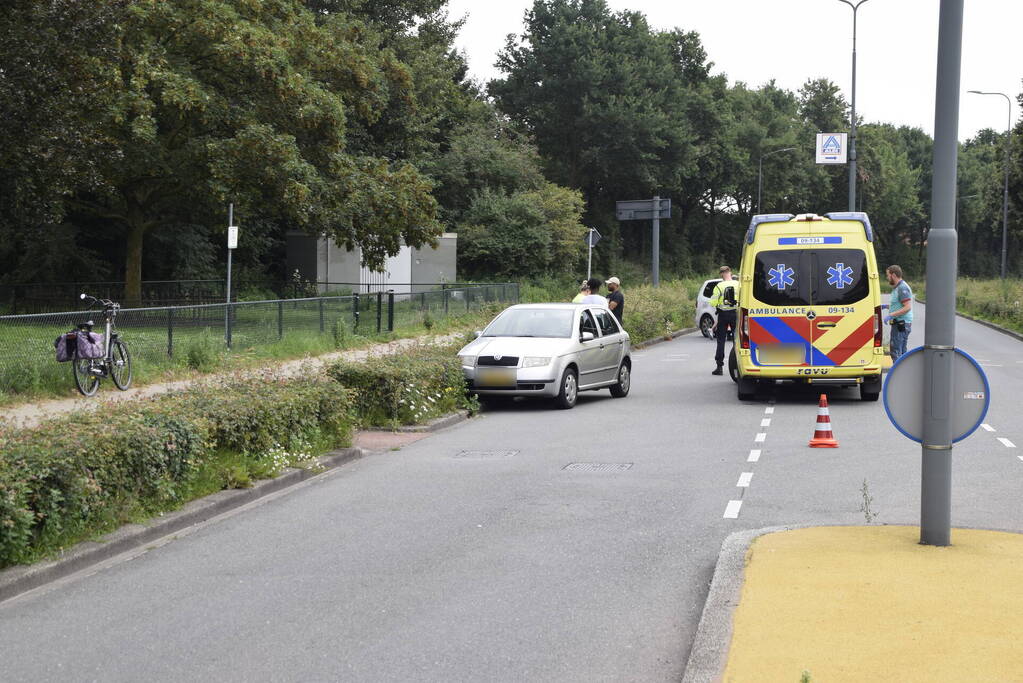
[446, 0, 1020, 141]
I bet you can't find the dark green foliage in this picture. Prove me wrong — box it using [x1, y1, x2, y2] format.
[327, 344, 474, 426]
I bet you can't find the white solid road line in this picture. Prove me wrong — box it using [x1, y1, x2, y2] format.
[761, 418, 771, 427]
[737, 472, 753, 488]
[754, 433, 766, 442]
[981, 424, 995, 432]
[997, 437, 1016, 448]
[723, 500, 743, 519]
[748, 449, 761, 462]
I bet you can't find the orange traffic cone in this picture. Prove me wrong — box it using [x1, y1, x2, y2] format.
[809, 393, 839, 447]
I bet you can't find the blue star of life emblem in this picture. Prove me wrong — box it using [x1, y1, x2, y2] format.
[826, 263, 854, 289]
[768, 264, 795, 290]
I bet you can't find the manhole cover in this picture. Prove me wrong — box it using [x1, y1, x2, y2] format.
[454, 449, 519, 459]
[562, 463, 633, 472]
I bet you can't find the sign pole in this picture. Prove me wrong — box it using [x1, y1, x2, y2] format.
[225, 203, 238, 349]
[920, 0, 962, 546]
[587, 229, 593, 280]
[652, 196, 660, 287]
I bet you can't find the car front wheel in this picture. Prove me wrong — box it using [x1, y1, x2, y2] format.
[554, 367, 578, 409]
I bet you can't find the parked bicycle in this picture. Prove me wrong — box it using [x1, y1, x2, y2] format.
[56, 293, 133, 396]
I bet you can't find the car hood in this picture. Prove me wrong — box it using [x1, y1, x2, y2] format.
[458, 336, 575, 358]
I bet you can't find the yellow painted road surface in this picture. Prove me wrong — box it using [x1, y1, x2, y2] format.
[724, 526, 1023, 682]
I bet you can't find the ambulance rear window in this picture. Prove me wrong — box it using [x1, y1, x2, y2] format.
[812, 250, 869, 305]
[753, 249, 869, 306]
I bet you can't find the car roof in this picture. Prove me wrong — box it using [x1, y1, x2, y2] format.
[507, 302, 603, 310]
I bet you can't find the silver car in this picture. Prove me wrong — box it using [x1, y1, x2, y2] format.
[458, 303, 632, 409]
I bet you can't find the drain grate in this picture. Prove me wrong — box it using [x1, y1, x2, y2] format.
[454, 449, 519, 459]
[562, 462, 633, 472]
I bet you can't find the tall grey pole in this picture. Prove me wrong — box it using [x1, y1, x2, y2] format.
[225, 203, 233, 348]
[967, 91, 1013, 279]
[652, 196, 660, 287]
[587, 228, 593, 280]
[920, 0, 962, 547]
[838, 0, 868, 211]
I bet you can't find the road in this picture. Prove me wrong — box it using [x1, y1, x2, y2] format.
[2, 303, 1021, 682]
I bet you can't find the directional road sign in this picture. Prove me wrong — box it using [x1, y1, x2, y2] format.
[883, 346, 990, 443]
[616, 199, 670, 221]
[586, 229, 602, 247]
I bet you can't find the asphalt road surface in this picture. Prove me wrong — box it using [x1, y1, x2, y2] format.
[3, 303, 1021, 682]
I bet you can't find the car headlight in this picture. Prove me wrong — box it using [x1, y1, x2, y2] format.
[459, 355, 476, 367]
[522, 356, 552, 368]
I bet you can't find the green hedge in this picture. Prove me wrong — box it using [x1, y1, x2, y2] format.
[326, 343, 476, 427]
[0, 375, 354, 567]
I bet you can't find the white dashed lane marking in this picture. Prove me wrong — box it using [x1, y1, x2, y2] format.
[754, 433, 766, 443]
[748, 449, 761, 462]
[737, 472, 753, 487]
[765, 407, 775, 415]
[723, 500, 743, 519]
[998, 438, 1016, 448]
[761, 418, 771, 427]
[981, 424, 995, 432]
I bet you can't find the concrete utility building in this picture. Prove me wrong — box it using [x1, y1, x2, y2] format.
[286, 232, 457, 294]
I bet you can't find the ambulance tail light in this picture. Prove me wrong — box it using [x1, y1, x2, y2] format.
[739, 308, 750, 349]
[873, 306, 883, 347]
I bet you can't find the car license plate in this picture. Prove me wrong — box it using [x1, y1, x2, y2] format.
[757, 344, 805, 365]
[477, 368, 517, 387]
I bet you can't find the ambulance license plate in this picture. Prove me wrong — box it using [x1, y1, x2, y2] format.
[758, 344, 805, 365]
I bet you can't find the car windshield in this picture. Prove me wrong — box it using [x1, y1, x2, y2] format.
[483, 308, 574, 338]
[753, 249, 868, 306]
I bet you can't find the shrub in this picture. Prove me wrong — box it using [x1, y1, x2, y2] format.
[327, 344, 473, 427]
[0, 374, 354, 567]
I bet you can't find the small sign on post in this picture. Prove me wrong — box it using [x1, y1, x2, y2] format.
[816, 133, 848, 164]
[227, 225, 239, 250]
[585, 228, 601, 279]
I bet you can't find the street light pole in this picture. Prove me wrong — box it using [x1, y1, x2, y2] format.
[757, 147, 797, 215]
[968, 90, 1013, 279]
[837, 0, 869, 212]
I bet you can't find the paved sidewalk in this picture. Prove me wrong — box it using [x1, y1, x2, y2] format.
[687, 525, 1023, 682]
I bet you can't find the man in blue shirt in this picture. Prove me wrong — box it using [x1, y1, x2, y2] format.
[885, 265, 913, 362]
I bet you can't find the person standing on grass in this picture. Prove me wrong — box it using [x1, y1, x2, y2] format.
[572, 280, 590, 303]
[581, 277, 608, 306]
[605, 277, 624, 324]
[886, 265, 913, 362]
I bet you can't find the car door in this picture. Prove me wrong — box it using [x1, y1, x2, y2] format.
[576, 309, 604, 386]
[592, 309, 624, 384]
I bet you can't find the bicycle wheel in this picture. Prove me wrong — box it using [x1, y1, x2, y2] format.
[110, 339, 132, 390]
[73, 352, 100, 396]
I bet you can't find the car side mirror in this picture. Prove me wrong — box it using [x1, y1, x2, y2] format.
[474, 330, 483, 339]
[580, 331, 595, 342]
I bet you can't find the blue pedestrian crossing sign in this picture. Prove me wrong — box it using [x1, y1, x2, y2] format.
[816, 133, 848, 165]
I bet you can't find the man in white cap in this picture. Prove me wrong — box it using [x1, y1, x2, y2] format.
[605, 276, 624, 324]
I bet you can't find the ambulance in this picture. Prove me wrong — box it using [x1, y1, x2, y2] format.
[729, 212, 884, 401]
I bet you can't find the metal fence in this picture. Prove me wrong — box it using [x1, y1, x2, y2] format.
[0, 280, 487, 314]
[0, 283, 519, 394]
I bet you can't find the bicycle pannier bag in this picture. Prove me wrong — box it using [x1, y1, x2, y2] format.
[54, 332, 75, 362]
[76, 331, 104, 359]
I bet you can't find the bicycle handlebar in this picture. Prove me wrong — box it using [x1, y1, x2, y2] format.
[80, 293, 120, 312]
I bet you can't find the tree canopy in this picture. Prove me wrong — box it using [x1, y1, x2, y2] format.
[1, 0, 1020, 295]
